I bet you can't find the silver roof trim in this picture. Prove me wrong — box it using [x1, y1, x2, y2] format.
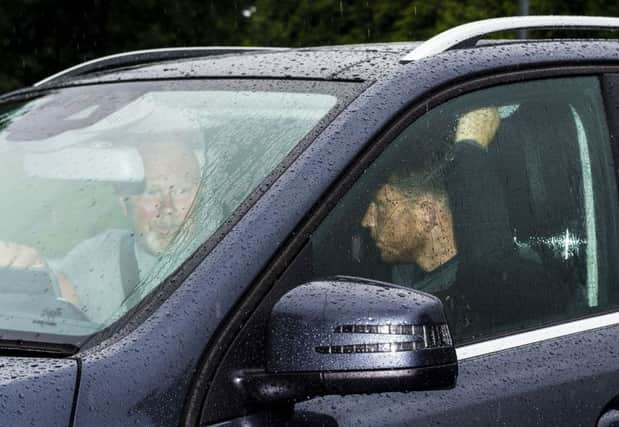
[401, 15, 619, 62]
[34, 46, 289, 87]
[457, 311, 619, 360]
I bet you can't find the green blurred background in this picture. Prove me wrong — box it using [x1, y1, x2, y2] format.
[1, 0, 618, 93]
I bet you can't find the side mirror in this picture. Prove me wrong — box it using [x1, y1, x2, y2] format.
[236, 276, 457, 403]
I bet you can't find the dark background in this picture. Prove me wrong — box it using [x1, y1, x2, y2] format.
[1, 0, 618, 93]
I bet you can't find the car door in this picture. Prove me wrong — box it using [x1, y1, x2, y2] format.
[284, 73, 619, 425]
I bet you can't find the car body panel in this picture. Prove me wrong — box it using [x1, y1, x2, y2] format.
[296, 324, 619, 426]
[0, 356, 76, 426]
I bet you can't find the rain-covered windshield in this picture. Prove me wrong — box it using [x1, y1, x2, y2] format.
[0, 80, 342, 341]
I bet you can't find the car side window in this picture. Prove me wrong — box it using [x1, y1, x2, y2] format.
[310, 76, 619, 344]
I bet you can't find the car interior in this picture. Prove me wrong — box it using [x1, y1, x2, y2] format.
[310, 77, 619, 344]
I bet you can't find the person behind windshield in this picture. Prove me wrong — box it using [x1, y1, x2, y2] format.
[0, 141, 201, 323]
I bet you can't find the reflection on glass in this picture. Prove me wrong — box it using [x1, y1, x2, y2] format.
[0, 83, 337, 337]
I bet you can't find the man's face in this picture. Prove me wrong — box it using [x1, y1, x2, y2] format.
[361, 183, 428, 264]
[124, 143, 200, 255]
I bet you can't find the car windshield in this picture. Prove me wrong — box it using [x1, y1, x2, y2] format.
[0, 80, 342, 342]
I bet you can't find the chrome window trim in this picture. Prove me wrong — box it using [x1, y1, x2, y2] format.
[456, 311, 619, 360]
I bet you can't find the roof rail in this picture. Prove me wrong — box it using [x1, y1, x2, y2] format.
[401, 15, 619, 63]
[34, 47, 289, 87]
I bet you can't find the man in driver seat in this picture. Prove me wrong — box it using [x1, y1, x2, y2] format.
[0, 141, 201, 323]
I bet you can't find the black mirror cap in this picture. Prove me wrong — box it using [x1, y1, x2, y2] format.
[268, 277, 456, 372]
[236, 277, 457, 403]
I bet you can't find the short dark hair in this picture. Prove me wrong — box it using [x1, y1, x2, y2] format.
[383, 139, 451, 201]
[387, 162, 448, 200]
[368, 109, 455, 201]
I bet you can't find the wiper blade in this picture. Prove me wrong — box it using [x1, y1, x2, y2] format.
[0, 339, 78, 357]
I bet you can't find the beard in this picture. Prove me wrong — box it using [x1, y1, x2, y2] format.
[136, 226, 179, 255]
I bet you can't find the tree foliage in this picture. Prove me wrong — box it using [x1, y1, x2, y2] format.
[0, 0, 617, 92]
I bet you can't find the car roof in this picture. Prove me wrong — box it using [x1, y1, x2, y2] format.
[51, 39, 615, 87]
[0, 38, 614, 103]
[58, 43, 422, 85]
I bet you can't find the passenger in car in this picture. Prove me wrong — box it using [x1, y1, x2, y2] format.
[361, 108, 569, 339]
[360, 141, 458, 292]
[361, 108, 500, 293]
[0, 141, 202, 323]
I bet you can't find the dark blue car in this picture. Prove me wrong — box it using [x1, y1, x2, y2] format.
[1, 15, 619, 426]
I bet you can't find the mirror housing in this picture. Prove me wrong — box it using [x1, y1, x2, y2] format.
[236, 276, 457, 403]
